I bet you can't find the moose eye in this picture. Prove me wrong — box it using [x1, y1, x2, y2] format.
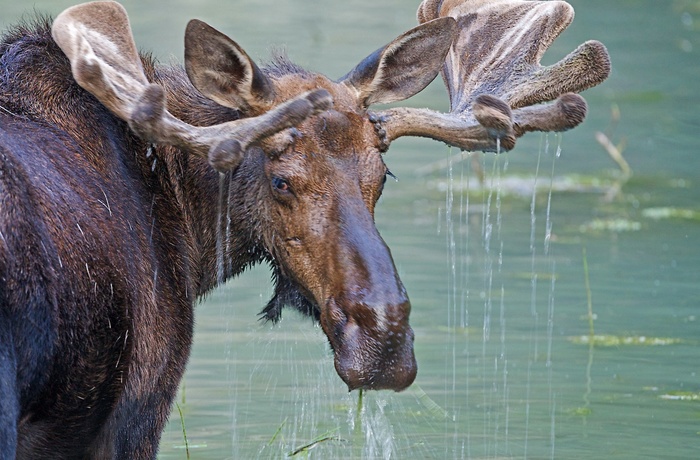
[271, 176, 291, 194]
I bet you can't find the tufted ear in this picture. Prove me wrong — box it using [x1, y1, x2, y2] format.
[184, 19, 276, 115]
[340, 17, 457, 107]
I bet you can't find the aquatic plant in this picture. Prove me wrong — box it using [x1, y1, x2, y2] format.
[642, 207, 700, 221]
[568, 335, 683, 347]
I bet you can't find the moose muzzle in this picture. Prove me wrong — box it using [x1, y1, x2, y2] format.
[318, 208, 417, 391]
[324, 297, 417, 391]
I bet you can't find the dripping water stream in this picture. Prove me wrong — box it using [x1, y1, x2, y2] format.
[215, 173, 226, 285]
[459, 150, 472, 459]
[437, 134, 562, 459]
[545, 138, 561, 460]
[524, 135, 544, 458]
[524, 134, 561, 459]
[482, 141, 511, 458]
[216, 172, 232, 285]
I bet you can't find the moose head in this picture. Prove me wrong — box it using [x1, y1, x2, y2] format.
[51, 0, 610, 391]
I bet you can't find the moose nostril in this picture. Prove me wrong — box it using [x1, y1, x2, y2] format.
[333, 314, 417, 392]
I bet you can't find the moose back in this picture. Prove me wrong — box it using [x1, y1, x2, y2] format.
[0, 1, 609, 458]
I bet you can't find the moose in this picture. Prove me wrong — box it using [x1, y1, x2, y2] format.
[0, 0, 609, 457]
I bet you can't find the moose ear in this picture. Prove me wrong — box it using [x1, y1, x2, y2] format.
[184, 19, 275, 114]
[340, 17, 457, 107]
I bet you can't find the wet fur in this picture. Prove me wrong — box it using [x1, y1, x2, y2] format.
[0, 18, 312, 459]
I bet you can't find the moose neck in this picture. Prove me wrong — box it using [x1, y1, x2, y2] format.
[148, 66, 265, 297]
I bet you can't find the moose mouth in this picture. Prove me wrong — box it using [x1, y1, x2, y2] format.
[322, 297, 417, 392]
[260, 273, 417, 391]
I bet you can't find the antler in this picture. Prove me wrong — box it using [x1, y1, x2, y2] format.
[51, 1, 332, 172]
[374, 0, 611, 152]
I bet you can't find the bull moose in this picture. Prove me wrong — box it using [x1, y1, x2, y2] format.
[0, 0, 610, 457]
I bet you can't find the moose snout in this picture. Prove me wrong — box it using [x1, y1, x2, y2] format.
[325, 299, 417, 392]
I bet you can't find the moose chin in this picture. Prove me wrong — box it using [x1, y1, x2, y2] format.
[0, 0, 609, 458]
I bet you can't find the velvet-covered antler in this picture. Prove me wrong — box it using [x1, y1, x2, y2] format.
[374, 0, 611, 152]
[51, 1, 332, 172]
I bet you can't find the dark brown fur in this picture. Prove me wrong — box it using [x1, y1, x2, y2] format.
[0, 18, 256, 459]
[0, 16, 410, 459]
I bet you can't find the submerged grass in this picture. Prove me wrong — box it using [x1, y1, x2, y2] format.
[264, 391, 361, 457]
[570, 248, 684, 349]
[412, 384, 448, 419]
[580, 247, 595, 417]
[287, 429, 343, 457]
[175, 403, 190, 460]
[267, 417, 287, 447]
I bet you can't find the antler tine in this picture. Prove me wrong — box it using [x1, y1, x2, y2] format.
[51, 2, 332, 172]
[128, 84, 332, 171]
[375, 94, 516, 152]
[378, 0, 610, 153]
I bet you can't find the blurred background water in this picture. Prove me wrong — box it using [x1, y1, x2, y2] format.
[3, 0, 698, 458]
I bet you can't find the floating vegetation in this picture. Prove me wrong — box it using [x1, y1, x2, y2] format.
[411, 385, 448, 419]
[658, 391, 700, 401]
[569, 406, 593, 417]
[428, 174, 614, 198]
[642, 207, 700, 221]
[579, 218, 642, 233]
[287, 429, 344, 457]
[568, 335, 683, 347]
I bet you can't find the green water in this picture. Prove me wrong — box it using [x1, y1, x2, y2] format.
[3, 0, 698, 458]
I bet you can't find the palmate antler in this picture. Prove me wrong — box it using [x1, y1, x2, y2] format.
[374, 0, 611, 152]
[51, 2, 332, 172]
